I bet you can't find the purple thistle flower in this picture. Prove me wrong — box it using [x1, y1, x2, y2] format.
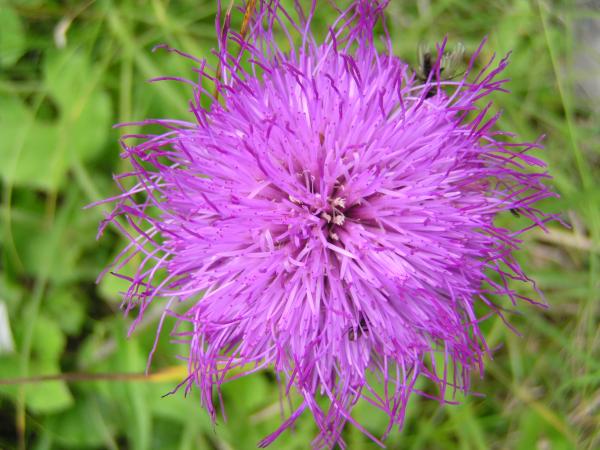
[95, 1, 556, 448]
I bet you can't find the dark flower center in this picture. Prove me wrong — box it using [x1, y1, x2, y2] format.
[288, 193, 349, 243]
[318, 196, 347, 242]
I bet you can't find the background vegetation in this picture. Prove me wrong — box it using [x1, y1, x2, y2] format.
[0, 0, 598, 449]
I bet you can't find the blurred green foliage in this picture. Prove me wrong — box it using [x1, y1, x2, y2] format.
[0, 0, 598, 449]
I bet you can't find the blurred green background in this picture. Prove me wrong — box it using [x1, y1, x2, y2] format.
[0, 0, 598, 449]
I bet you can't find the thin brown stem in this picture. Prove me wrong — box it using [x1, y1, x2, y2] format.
[0, 365, 187, 385]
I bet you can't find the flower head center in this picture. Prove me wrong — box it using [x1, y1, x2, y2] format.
[320, 196, 347, 242]
[320, 196, 346, 225]
[288, 194, 348, 241]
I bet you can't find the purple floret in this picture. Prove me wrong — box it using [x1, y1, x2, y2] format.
[95, 1, 556, 448]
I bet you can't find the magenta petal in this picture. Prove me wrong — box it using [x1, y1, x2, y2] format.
[96, 1, 556, 448]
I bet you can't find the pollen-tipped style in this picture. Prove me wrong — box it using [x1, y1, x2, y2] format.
[96, 1, 555, 448]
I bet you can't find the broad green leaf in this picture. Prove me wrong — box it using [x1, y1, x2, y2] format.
[45, 49, 112, 166]
[30, 314, 64, 361]
[0, 50, 111, 190]
[44, 395, 110, 448]
[44, 288, 86, 336]
[25, 359, 74, 414]
[0, 316, 73, 413]
[0, 94, 61, 190]
[0, 7, 26, 67]
[45, 49, 112, 162]
[0, 354, 20, 397]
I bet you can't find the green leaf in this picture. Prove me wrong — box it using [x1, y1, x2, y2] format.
[0, 94, 61, 190]
[99, 269, 131, 304]
[16, 189, 99, 283]
[0, 315, 74, 413]
[516, 409, 573, 450]
[46, 49, 112, 162]
[0, 7, 26, 67]
[68, 89, 112, 161]
[44, 288, 86, 336]
[149, 385, 209, 425]
[30, 314, 65, 361]
[45, 49, 112, 161]
[0, 354, 21, 398]
[110, 326, 152, 450]
[23, 315, 74, 413]
[44, 395, 111, 448]
[0, 50, 112, 191]
[25, 359, 73, 414]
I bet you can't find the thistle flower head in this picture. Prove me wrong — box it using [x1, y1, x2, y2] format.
[96, 1, 555, 448]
